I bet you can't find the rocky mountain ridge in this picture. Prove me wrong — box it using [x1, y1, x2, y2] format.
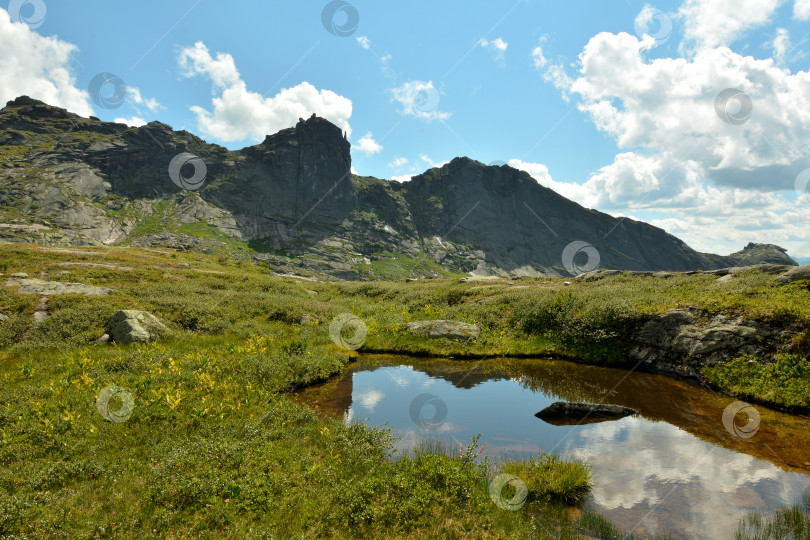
[0, 96, 797, 280]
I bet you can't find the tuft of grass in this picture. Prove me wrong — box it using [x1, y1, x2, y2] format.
[499, 453, 593, 506]
[702, 354, 810, 411]
[735, 500, 810, 540]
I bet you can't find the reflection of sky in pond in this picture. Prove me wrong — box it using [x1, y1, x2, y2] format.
[341, 365, 810, 540]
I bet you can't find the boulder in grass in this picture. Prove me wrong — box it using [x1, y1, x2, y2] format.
[405, 320, 480, 340]
[105, 310, 167, 344]
[535, 401, 638, 425]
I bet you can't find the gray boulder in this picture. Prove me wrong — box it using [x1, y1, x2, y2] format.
[0, 313, 8, 322]
[775, 265, 810, 284]
[105, 310, 167, 344]
[405, 320, 480, 340]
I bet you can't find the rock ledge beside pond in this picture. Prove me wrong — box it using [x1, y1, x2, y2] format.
[628, 308, 795, 380]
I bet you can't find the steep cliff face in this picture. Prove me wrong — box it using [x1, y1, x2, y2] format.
[0, 96, 797, 279]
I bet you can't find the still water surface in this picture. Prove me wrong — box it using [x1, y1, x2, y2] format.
[297, 356, 810, 539]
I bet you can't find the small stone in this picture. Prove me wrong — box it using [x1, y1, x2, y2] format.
[0, 313, 8, 322]
[96, 333, 110, 343]
[9, 272, 28, 278]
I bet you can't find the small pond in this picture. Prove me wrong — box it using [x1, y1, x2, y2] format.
[296, 356, 810, 539]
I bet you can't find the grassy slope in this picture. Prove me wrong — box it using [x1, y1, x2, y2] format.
[1, 244, 808, 537]
[0, 244, 663, 539]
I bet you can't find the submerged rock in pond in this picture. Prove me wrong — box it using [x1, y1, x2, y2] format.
[535, 401, 638, 425]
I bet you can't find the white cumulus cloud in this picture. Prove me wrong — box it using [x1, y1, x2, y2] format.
[770, 28, 793, 64]
[678, 0, 783, 51]
[567, 31, 810, 191]
[388, 156, 409, 168]
[0, 8, 93, 116]
[794, 0, 810, 19]
[479, 37, 508, 61]
[531, 43, 548, 69]
[354, 132, 382, 156]
[127, 87, 162, 112]
[178, 41, 353, 142]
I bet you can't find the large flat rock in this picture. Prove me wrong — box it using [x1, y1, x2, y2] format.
[4, 277, 111, 296]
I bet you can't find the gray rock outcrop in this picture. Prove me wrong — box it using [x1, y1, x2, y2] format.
[628, 309, 785, 378]
[105, 310, 167, 344]
[775, 265, 810, 284]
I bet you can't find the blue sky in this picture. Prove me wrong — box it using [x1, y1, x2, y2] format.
[2, 0, 810, 257]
